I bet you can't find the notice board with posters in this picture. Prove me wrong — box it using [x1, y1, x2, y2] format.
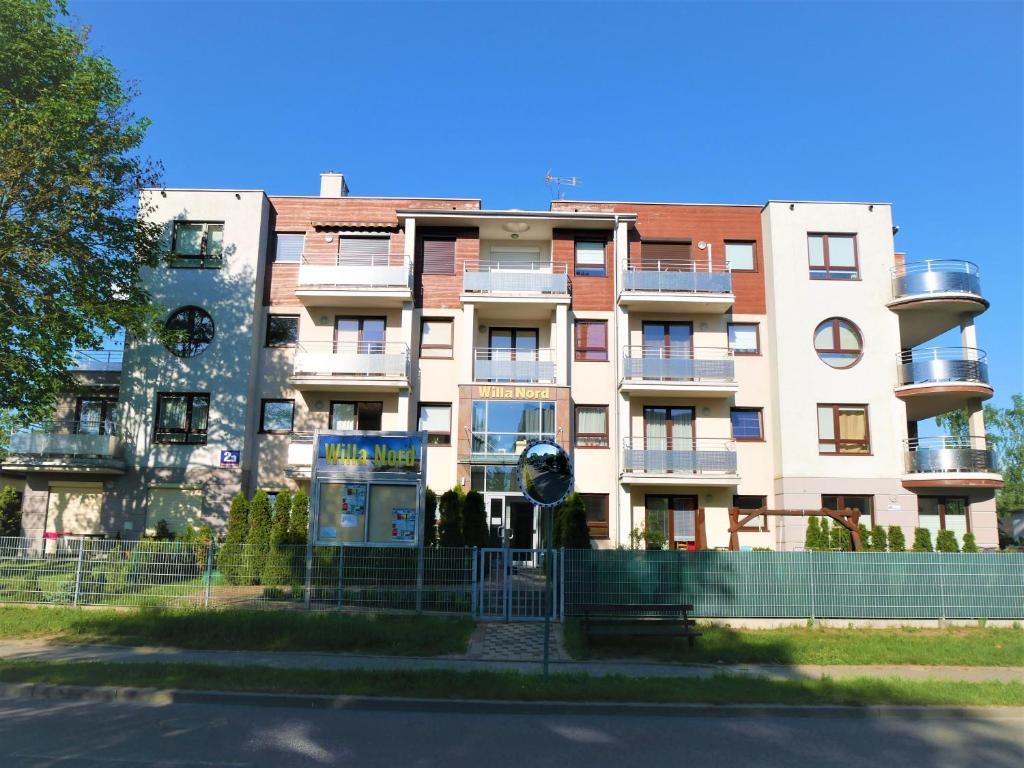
[310, 431, 427, 547]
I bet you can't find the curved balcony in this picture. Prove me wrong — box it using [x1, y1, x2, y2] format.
[2, 420, 126, 474]
[889, 261, 988, 347]
[620, 346, 737, 397]
[619, 261, 733, 313]
[896, 347, 993, 421]
[290, 341, 410, 391]
[902, 436, 1002, 490]
[621, 437, 739, 487]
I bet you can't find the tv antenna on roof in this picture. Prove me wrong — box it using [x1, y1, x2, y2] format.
[545, 170, 580, 200]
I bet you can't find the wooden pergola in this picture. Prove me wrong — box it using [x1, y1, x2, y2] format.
[727, 507, 865, 552]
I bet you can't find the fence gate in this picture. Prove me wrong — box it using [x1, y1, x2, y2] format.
[477, 548, 557, 621]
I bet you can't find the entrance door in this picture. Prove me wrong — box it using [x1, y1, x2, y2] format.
[484, 495, 537, 549]
[645, 495, 699, 550]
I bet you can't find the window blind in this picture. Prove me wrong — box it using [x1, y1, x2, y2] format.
[422, 238, 456, 275]
[274, 234, 303, 263]
[339, 236, 389, 267]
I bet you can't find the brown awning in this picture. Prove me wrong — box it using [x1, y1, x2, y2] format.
[311, 219, 399, 231]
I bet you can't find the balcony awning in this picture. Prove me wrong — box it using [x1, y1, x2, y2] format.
[311, 219, 399, 231]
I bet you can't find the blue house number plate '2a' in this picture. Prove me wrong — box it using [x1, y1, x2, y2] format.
[220, 450, 241, 467]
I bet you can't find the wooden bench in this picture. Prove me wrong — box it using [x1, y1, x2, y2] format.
[580, 603, 702, 649]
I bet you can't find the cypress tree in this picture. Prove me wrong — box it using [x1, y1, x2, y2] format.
[218, 492, 249, 584]
[888, 525, 906, 552]
[263, 490, 293, 586]
[962, 532, 978, 553]
[245, 490, 273, 583]
[438, 487, 464, 547]
[912, 527, 933, 552]
[288, 488, 309, 546]
[870, 524, 888, 552]
[935, 529, 959, 553]
[559, 492, 592, 549]
[804, 517, 820, 551]
[462, 491, 488, 548]
[423, 488, 438, 547]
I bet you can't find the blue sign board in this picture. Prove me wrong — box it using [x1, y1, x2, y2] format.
[316, 433, 423, 474]
[220, 450, 241, 467]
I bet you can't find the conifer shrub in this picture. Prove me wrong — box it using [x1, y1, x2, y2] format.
[857, 523, 871, 551]
[888, 525, 906, 552]
[558, 492, 592, 549]
[462, 491, 488, 548]
[423, 488, 438, 547]
[288, 489, 309, 546]
[263, 490, 293, 586]
[804, 517, 821, 551]
[962, 532, 979, 553]
[935, 529, 959, 553]
[912, 527, 934, 552]
[870, 524, 888, 552]
[245, 491, 273, 583]
[218, 492, 250, 584]
[438, 486, 464, 547]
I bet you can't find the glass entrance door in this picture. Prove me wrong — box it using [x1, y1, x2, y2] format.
[484, 494, 537, 550]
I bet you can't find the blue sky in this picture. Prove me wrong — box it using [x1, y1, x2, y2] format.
[70, 0, 1023, 411]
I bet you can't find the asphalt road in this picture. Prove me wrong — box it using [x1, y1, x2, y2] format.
[0, 698, 1020, 768]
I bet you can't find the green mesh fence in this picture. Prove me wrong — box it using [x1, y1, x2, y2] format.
[562, 551, 1024, 619]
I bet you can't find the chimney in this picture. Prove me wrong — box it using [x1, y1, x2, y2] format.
[319, 171, 349, 198]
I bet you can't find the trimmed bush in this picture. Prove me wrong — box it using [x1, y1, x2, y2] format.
[912, 527, 934, 552]
[424, 488, 438, 547]
[888, 525, 906, 552]
[438, 486, 464, 547]
[218, 492, 250, 584]
[264, 490, 293, 586]
[462, 491, 488, 548]
[935, 529, 959, 553]
[558, 492, 591, 549]
[962, 532, 979, 553]
[245, 491, 273, 584]
[870, 524, 888, 552]
[804, 517, 821, 551]
[0, 485, 21, 537]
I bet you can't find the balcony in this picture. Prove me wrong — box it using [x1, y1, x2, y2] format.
[896, 347, 993, 421]
[2, 421, 125, 474]
[290, 341, 410, 391]
[889, 261, 988, 347]
[467, 431, 555, 465]
[72, 349, 123, 372]
[902, 436, 1002, 490]
[295, 256, 412, 307]
[619, 262, 733, 313]
[621, 437, 739, 486]
[620, 346, 737, 397]
[473, 348, 556, 384]
[462, 263, 570, 305]
[285, 432, 314, 478]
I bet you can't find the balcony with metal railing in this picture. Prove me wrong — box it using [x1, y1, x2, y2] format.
[903, 436, 1002, 489]
[473, 348, 556, 384]
[285, 432, 315, 477]
[462, 262, 569, 299]
[888, 260, 988, 347]
[295, 255, 412, 306]
[71, 349, 123, 372]
[289, 341, 410, 390]
[619, 261, 733, 313]
[3, 420, 126, 474]
[621, 437, 739, 486]
[896, 347, 992, 421]
[620, 346, 737, 396]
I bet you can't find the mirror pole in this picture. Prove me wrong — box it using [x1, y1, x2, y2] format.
[543, 504, 552, 677]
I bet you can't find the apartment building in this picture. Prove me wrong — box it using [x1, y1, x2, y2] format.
[3, 172, 1004, 549]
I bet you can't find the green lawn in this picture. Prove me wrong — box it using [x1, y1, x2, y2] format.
[0, 606, 473, 656]
[563, 621, 1024, 667]
[0, 660, 1020, 706]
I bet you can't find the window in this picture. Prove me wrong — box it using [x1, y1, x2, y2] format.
[643, 406, 694, 451]
[575, 406, 609, 448]
[822, 495, 874, 526]
[731, 408, 764, 441]
[265, 315, 299, 347]
[918, 496, 969, 539]
[418, 403, 451, 445]
[725, 241, 756, 272]
[339, 235, 389, 266]
[813, 318, 863, 369]
[171, 221, 224, 263]
[273, 233, 303, 263]
[164, 307, 214, 358]
[330, 401, 383, 431]
[75, 398, 115, 435]
[646, 495, 698, 549]
[334, 316, 385, 354]
[574, 240, 606, 277]
[420, 318, 453, 359]
[808, 233, 859, 279]
[155, 393, 209, 444]
[422, 237, 456, 275]
[727, 323, 760, 355]
[817, 404, 870, 455]
[733, 495, 768, 532]
[472, 400, 555, 455]
[581, 494, 609, 540]
[575, 320, 608, 361]
[260, 399, 294, 433]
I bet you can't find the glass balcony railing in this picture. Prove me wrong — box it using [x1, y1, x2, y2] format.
[622, 346, 735, 383]
[622, 437, 737, 475]
[473, 348, 556, 384]
[297, 256, 411, 290]
[292, 341, 410, 380]
[622, 261, 732, 294]
[7, 421, 124, 461]
[891, 260, 982, 301]
[905, 436, 996, 474]
[463, 263, 569, 295]
[71, 349, 122, 372]
[898, 347, 989, 387]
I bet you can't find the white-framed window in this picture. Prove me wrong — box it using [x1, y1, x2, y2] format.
[727, 323, 760, 355]
[725, 241, 755, 271]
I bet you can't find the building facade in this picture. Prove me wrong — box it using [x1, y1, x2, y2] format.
[3, 172, 1004, 549]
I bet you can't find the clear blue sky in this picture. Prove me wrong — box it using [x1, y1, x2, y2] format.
[70, 1, 1023, 411]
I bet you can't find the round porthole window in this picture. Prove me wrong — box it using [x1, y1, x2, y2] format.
[164, 306, 215, 358]
[813, 318, 863, 369]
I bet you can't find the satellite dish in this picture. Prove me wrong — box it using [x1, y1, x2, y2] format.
[517, 439, 574, 508]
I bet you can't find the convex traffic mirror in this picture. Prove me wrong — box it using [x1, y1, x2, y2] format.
[517, 439, 574, 508]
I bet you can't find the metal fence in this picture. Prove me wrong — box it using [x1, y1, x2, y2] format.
[562, 550, 1024, 620]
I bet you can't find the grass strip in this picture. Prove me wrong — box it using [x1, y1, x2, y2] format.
[0, 606, 473, 657]
[0, 660, 1020, 706]
[563, 621, 1024, 667]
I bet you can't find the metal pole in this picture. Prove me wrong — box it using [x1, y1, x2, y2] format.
[543, 507, 552, 677]
[204, 541, 215, 609]
[72, 538, 85, 606]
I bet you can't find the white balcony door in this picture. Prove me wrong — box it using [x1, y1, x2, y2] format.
[644, 406, 694, 451]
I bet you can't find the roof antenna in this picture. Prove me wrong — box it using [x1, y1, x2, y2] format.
[545, 170, 580, 200]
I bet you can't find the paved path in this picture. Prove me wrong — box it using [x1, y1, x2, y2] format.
[0, 639, 1020, 682]
[1, 696, 1022, 768]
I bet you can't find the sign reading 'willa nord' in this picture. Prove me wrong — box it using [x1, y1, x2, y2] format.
[316, 433, 423, 474]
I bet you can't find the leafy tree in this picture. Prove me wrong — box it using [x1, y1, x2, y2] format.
[962, 532, 979, 553]
[244, 491, 272, 583]
[935, 529, 959, 553]
[887, 525, 906, 552]
[804, 517, 821, 551]
[288, 488, 308, 546]
[263, 490, 292, 586]
[912, 527, 933, 552]
[423, 488, 437, 547]
[438, 486, 464, 547]
[0, 485, 21, 536]
[934, 408, 970, 439]
[558, 492, 591, 549]
[218, 492, 249, 584]
[462, 491, 487, 548]
[869, 524, 888, 552]
[0, 0, 165, 424]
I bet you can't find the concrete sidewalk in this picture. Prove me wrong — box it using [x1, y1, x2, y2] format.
[0, 639, 1020, 682]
